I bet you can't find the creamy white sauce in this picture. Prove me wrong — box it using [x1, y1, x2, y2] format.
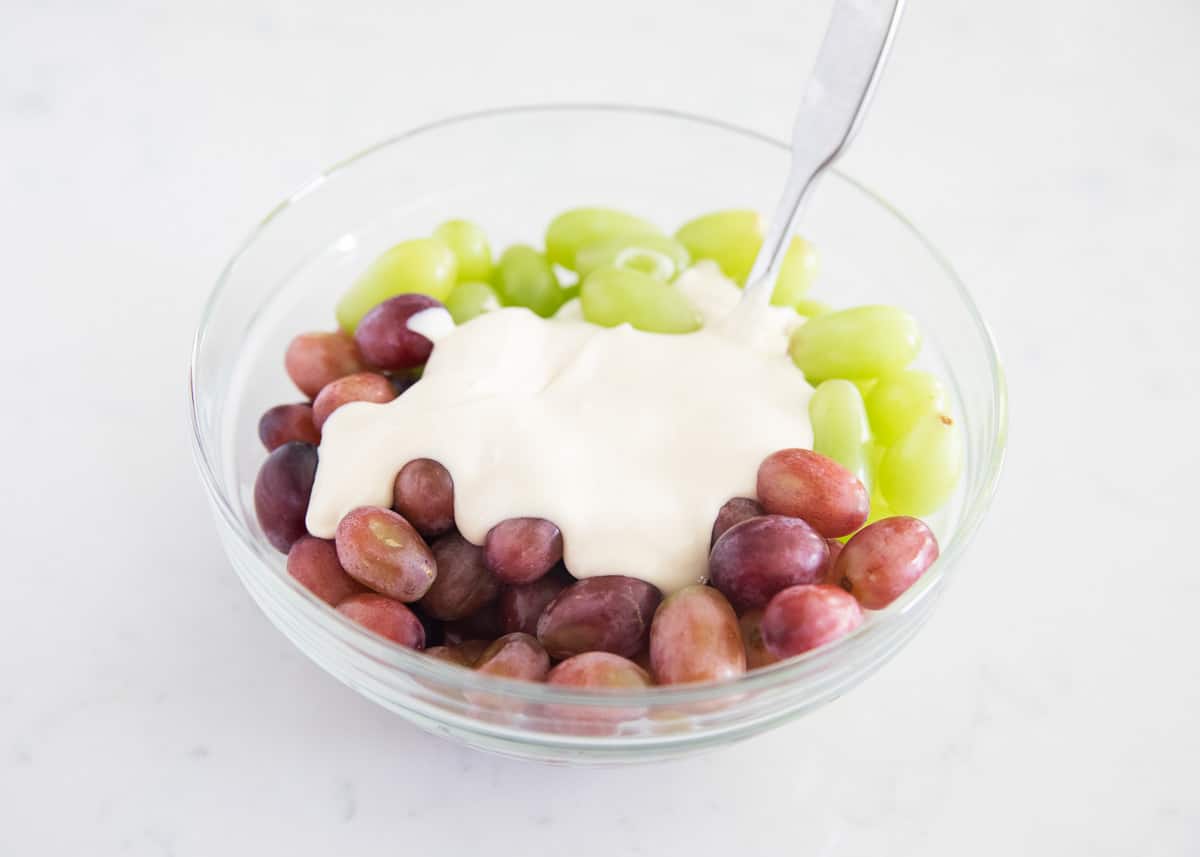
[307, 266, 814, 593]
[406, 306, 456, 341]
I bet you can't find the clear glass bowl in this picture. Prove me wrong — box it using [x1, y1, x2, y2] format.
[189, 105, 1006, 764]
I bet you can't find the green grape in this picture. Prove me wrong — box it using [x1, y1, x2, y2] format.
[853, 378, 877, 400]
[336, 238, 457, 333]
[580, 266, 701, 333]
[433, 219, 493, 282]
[494, 245, 566, 318]
[770, 236, 819, 308]
[674, 209, 763, 284]
[809, 380, 872, 490]
[866, 370, 947, 444]
[790, 298, 831, 319]
[788, 305, 921, 384]
[445, 280, 502, 324]
[574, 235, 690, 281]
[878, 412, 963, 516]
[544, 208, 662, 270]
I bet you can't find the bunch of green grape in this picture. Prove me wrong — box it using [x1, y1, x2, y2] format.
[332, 206, 962, 521]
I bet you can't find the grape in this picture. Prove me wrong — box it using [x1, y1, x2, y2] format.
[649, 585, 746, 685]
[837, 516, 939, 609]
[433, 219, 493, 282]
[711, 497, 764, 547]
[809, 380, 873, 490]
[790, 298, 831, 319]
[454, 638, 492, 666]
[443, 601, 504, 645]
[258, 403, 320, 451]
[546, 652, 653, 734]
[756, 449, 870, 538]
[537, 576, 663, 659]
[574, 234, 690, 281]
[334, 506, 436, 602]
[445, 281, 502, 324]
[878, 413, 963, 516]
[311, 372, 395, 430]
[853, 378, 878, 400]
[545, 207, 661, 270]
[823, 538, 846, 585]
[419, 532, 500, 621]
[709, 515, 829, 610]
[770, 236, 819, 308]
[284, 331, 366, 398]
[337, 593, 426, 649]
[425, 645, 469, 666]
[253, 441, 318, 552]
[474, 633, 550, 682]
[484, 517, 563, 584]
[580, 265, 701, 333]
[866, 370, 947, 445]
[286, 536, 365, 605]
[336, 238, 458, 333]
[788, 305, 921, 384]
[674, 209, 762, 284]
[499, 569, 570, 635]
[548, 652, 651, 689]
[494, 245, 565, 317]
[738, 609, 779, 670]
[392, 458, 455, 538]
[353, 293, 442, 370]
[761, 585, 863, 658]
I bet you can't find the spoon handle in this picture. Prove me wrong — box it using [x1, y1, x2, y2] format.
[743, 0, 906, 302]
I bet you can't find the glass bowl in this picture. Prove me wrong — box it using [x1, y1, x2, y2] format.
[189, 104, 1006, 764]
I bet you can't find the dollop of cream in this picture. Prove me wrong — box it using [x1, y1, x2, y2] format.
[307, 265, 813, 593]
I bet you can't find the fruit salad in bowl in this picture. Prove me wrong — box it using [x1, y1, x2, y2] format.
[190, 105, 1005, 762]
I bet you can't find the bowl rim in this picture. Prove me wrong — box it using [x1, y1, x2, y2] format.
[189, 102, 1008, 708]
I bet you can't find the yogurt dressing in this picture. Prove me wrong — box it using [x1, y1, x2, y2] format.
[306, 264, 814, 593]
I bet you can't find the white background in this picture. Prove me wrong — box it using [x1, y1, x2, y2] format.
[2, 0, 1198, 854]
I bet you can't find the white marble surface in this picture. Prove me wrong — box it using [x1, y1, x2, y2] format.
[2, 0, 1198, 853]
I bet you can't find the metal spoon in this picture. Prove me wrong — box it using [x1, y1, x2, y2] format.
[741, 0, 905, 305]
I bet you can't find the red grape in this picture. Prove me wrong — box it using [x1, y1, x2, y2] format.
[649, 585, 745, 685]
[757, 448, 870, 537]
[738, 608, 779, 670]
[545, 652, 653, 734]
[425, 645, 468, 665]
[761, 584, 863, 658]
[337, 593, 426, 649]
[258, 403, 320, 451]
[311, 372, 395, 430]
[285, 331, 366, 398]
[286, 536, 365, 606]
[548, 652, 651, 690]
[711, 497, 764, 546]
[253, 441, 318, 552]
[836, 516, 939, 609]
[499, 569, 570, 635]
[537, 576, 662, 659]
[474, 633, 550, 682]
[484, 518, 563, 584]
[334, 506, 436, 602]
[708, 515, 830, 610]
[822, 538, 847, 587]
[454, 638, 492, 666]
[353, 294, 442, 370]
[392, 458, 455, 538]
[443, 601, 504, 646]
[419, 532, 501, 621]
